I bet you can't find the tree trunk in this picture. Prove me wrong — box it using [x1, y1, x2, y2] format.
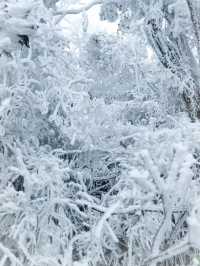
[145, 6, 200, 120]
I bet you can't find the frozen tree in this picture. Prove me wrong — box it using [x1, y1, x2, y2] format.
[1, 0, 200, 266]
[97, 0, 200, 120]
[0, 0, 87, 265]
[57, 0, 200, 120]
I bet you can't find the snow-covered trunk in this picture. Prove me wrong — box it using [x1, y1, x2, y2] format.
[186, 0, 200, 66]
[145, 7, 200, 121]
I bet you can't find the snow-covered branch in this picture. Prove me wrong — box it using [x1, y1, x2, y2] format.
[54, 0, 103, 23]
[144, 239, 191, 266]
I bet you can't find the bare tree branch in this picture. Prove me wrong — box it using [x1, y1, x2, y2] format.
[54, 0, 103, 24]
[143, 239, 191, 266]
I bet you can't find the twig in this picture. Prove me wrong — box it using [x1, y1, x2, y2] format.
[0, 243, 24, 266]
[143, 239, 191, 265]
[54, 0, 103, 24]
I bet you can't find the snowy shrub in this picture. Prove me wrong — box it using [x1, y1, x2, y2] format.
[1, 0, 200, 266]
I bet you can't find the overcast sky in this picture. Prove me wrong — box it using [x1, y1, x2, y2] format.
[86, 4, 118, 33]
[61, 1, 118, 37]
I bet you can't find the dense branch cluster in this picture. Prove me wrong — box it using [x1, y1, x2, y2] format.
[1, 0, 200, 266]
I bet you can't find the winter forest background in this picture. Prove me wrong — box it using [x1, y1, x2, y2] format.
[2, 0, 200, 265]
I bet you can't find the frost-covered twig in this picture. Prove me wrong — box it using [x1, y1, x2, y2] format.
[0, 243, 23, 266]
[144, 239, 191, 266]
[55, 0, 103, 24]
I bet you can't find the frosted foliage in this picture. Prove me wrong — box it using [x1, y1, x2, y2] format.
[100, 2, 119, 22]
[0, 0, 200, 266]
[43, 0, 59, 8]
